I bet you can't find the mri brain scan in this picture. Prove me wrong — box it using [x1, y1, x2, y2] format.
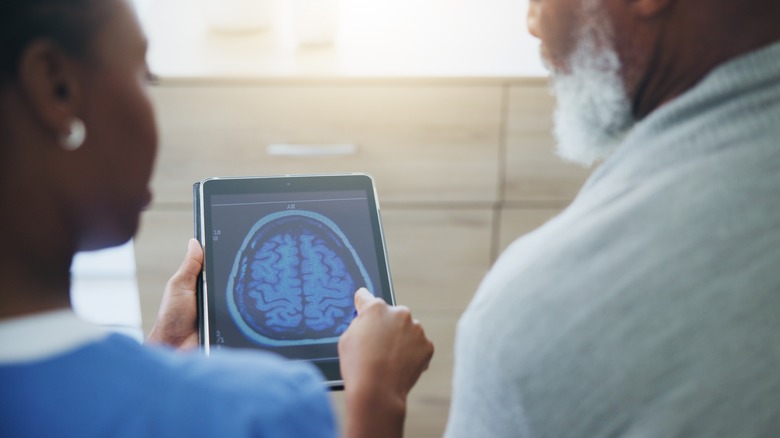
[227, 210, 374, 346]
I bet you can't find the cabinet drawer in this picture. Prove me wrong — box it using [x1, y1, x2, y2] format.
[381, 208, 491, 312]
[149, 85, 502, 205]
[504, 85, 591, 202]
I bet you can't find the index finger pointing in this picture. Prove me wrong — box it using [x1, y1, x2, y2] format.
[353, 288, 380, 314]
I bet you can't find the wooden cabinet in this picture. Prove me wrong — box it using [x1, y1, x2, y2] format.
[382, 208, 493, 312]
[139, 79, 503, 322]
[150, 85, 502, 205]
[134, 79, 592, 438]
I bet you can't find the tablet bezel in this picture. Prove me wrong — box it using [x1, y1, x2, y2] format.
[194, 173, 394, 389]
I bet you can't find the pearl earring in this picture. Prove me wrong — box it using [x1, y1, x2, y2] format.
[61, 118, 86, 151]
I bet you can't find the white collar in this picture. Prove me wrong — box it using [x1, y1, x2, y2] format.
[0, 309, 108, 364]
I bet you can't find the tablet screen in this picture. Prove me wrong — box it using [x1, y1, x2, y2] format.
[195, 174, 394, 387]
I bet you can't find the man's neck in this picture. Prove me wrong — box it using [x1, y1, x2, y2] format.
[631, 3, 780, 119]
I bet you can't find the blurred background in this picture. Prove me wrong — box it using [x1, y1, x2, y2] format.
[71, 0, 592, 436]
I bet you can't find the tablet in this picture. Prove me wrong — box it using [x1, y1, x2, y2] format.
[193, 174, 394, 389]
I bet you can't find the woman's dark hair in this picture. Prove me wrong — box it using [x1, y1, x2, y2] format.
[0, 0, 106, 82]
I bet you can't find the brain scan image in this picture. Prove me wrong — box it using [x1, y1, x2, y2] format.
[226, 210, 375, 347]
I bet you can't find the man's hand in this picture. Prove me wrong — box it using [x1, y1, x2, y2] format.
[146, 238, 202, 350]
[339, 288, 435, 438]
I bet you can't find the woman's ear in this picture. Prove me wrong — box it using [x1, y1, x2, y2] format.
[16, 39, 84, 143]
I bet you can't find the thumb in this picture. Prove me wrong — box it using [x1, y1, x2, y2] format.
[169, 239, 203, 290]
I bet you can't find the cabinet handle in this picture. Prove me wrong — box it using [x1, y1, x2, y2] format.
[266, 143, 359, 157]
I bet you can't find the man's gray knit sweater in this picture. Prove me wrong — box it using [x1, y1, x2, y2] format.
[446, 41, 780, 437]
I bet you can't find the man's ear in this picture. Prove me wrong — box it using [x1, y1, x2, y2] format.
[627, 0, 677, 18]
[16, 39, 84, 142]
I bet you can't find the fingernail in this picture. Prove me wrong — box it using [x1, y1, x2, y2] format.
[188, 238, 198, 252]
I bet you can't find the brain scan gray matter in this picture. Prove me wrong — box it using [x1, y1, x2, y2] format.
[227, 210, 374, 346]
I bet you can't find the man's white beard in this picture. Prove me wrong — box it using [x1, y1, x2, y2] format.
[548, 1, 635, 167]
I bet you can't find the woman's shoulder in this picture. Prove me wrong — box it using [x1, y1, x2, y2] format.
[2, 334, 336, 437]
[99, 333, 327, 394]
